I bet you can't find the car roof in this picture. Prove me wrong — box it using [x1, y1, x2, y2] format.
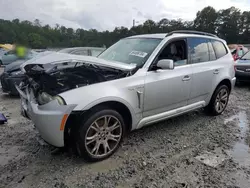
[127, 33, 167, 39]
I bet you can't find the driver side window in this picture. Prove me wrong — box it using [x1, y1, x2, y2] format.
[158, 39, 187, 67]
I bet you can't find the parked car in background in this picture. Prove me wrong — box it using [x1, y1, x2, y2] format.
[0, 51, 48, 95]
[58, 47, 106, 57]
[235, 50, 250, 83]
[228, 44, 248, 61]
[17, 31, 235, 162]
[1, 49, 38, 65]
[0, 48, 8, 65]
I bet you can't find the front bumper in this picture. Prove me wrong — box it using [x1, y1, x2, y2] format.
[235, 71, 250, 82]
[0, 72, 25, 95]
[17, 86, 77, 147]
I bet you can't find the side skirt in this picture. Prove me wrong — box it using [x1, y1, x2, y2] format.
[137, 101, 206, 129]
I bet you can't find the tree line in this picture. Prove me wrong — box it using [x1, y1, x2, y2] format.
[0, 6, 249, 49]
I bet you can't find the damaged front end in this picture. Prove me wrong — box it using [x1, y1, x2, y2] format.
[21, 61, 130, 104]
[17, 60, 134, 147]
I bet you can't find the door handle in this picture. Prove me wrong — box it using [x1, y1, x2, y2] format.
[213, 69, 219, 74]
[182, 75, 191, 81]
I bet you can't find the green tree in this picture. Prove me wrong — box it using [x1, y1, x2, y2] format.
[194, 6, 218, 33]
[0, 6, 248, 49]
[217, 7, 241, 43]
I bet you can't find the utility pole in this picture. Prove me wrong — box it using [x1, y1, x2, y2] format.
[133, 19, 135, 27]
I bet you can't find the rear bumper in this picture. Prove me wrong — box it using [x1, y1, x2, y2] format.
[0, 72, 25, 95]
[17, 87, 77, 147]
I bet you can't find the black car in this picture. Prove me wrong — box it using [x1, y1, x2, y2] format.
[0, 60, 27, 95]
[0, 51, 54, 95]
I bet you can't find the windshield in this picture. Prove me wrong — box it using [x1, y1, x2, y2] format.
[98, 38, 162, 66]
[240, 51, 250, 60]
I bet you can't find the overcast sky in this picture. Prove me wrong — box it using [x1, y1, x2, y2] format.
[0, 0, 250, 31]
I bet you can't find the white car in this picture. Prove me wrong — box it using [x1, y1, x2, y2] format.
[17, 30, 236, 161]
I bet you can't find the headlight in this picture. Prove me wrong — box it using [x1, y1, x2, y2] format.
[53, 95, 66, 105]
[10, 70, 23, 76]
[37, 92, 66, 105]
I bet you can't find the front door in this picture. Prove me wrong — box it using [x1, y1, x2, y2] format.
[143, 39, 192, 117]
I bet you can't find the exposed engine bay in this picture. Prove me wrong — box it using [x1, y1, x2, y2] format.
[20, 62, 132, 98]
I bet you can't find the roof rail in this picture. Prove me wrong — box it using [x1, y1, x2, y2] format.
[166, 30, 218, 38]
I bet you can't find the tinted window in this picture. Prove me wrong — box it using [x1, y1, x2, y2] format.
[208, 41, 216, 61]
[188, 38, 209, 64]
[211, 40, 227, 59]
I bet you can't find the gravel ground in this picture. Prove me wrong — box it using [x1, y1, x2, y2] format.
[1, 67, 250, 188]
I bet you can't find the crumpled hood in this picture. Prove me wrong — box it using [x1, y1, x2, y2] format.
[21, 52, 136, 72]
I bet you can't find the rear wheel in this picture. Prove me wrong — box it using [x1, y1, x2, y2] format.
[75, 108, 125, 162]
[205, 85, 229, 116]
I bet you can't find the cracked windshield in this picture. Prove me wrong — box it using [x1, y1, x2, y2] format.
[0, 0, 250, 188]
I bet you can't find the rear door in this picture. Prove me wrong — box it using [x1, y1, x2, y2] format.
[187, 37, 214, 104]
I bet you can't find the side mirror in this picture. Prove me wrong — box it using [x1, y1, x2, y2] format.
[157, 59, 174, 70]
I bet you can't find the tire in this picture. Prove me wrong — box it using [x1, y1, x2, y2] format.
[205, 85, 230, 116]
[75, 107, 125, 162]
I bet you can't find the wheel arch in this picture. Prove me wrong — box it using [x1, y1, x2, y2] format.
[64, 100, 134, 147]
[83, 101, 133, 132]
[206, 78, 232, 106]
[215, 79, 232, 93]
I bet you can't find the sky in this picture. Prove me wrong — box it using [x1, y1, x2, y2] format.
[0, 0, 250, 31]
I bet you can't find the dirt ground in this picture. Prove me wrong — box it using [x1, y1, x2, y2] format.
[1, 67, 250, 188]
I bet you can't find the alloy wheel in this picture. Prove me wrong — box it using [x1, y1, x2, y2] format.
[215, 88, 229, 113]
[84, 115, 122, 158]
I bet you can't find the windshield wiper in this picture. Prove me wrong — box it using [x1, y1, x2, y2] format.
[240, 58, 250, 60]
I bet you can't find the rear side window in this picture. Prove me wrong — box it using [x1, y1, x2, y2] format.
[188, 38, 209, 64]
[211, 40, 228, 59]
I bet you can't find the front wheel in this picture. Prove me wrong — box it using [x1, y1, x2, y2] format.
[205, 85, 230, 116]
[75, 108, 125, 162]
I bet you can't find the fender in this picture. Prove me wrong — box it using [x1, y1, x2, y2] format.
[79, 96, 140, 130]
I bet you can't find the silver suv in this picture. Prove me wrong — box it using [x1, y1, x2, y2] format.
[17, 30, 236, 161]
